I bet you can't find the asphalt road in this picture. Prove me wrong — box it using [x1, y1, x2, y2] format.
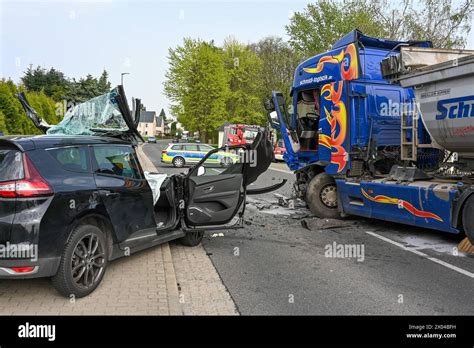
[143, 140, 474, 315]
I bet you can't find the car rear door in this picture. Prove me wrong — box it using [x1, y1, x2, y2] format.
[91, 144, 156, 243]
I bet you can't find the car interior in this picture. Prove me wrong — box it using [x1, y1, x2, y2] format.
[296, 89, 320, 151]
[153, 176, 178, 229]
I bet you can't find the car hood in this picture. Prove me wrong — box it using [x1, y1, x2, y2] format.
[17, 85, 143, 144]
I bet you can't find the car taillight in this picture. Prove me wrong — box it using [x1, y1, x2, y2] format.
[0, 154, 53, 198]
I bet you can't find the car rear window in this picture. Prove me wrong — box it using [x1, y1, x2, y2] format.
[48, 147, 90, 173]
[92, 145, 141, 179]
[0, 148, 23, 182]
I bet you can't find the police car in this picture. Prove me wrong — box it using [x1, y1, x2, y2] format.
[161, 143, 239, 168]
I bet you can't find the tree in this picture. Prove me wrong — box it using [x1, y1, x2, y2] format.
[222, 37, 265, 125]
[0, 80, 39, 135]
[159, 108, 167, 122]
[250, 37, 302, 107]
[164, 38, 229, 142]
[21, 65, 113, 105]
[21, 65, 68, 100]
[287, 0, 474, 57]
[286, 0, 387, 57]
[170, 121, 177, 136]
[0, 110, 7, 135]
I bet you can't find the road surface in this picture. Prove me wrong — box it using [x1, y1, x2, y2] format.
[143, 140, 474, 315]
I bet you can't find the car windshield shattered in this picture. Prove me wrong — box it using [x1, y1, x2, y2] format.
[17, 85, 143, 143]
[47, 88, 128, 136]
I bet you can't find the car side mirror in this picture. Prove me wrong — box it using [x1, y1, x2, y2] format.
[197, 166, 206, 176]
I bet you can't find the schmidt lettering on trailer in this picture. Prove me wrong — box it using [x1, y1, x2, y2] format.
[436, 96, 474, 120]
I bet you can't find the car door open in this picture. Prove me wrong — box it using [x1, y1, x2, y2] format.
[182, 145, 247, 231]
[181, 128, 286, 231]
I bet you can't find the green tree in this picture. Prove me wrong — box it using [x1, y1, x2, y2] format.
[286, 0, 387, 57]
[170, 121, 177, 136]
[0, 110, 7, 135]
[222, 38, 265, 125]
[159, 108, 167, 122]
[0, 80, 37, 135]
[164, 38, 229, 142]
[375, 0, 474, 48]
[21, 65, 69, 100]
[250, 36, 302, 107]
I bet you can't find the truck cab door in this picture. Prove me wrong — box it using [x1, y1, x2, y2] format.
[266, 92, 300, 157]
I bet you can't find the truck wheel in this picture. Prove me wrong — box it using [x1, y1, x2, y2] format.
[306, 173, 340, 219]
[172, 156, 185, 168]
[180, 232, 204, 246]
[52, 224, 108, 298]
[462, 195, 474, 244]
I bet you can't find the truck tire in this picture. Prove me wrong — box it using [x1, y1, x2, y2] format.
[52, 224, 108, 298]
[462, 195, 474, 244]
[306, 173, 340, 219]
[179, 231, 204, 247]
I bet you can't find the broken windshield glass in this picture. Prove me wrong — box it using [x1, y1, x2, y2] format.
[46, 88, 128, 136]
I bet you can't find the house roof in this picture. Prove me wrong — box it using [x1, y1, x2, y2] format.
[139, 111, 156, 123]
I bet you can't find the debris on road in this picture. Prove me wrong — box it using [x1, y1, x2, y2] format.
[301, 218, 357, 231]
[210, 233, 225, 238]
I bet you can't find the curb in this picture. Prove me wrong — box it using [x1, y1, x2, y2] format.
[136, 144, 183, 315]
[162, 243, 183, 315]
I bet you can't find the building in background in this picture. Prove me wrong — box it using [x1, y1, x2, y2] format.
[155, 113, 168, 136]
[137, 111, 156, 136]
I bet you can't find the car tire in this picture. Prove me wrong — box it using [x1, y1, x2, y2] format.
[462, 195, 474, 244]
[172, 156, 185, 168]
[179, 231, 204, 247]
[306, 173, 340, 219]
[52, 224, 108, 298]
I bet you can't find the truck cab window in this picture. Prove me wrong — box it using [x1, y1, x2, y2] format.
[296, 89, 320, 151]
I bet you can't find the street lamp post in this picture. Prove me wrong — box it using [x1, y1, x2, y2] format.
[121, 72, 130, 85]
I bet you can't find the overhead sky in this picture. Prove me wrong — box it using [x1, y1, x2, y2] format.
[1, 0, 474, 116]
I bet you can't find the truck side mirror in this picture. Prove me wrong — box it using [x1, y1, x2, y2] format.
[264, 98, 274, 112]
[267, 111, 281, 130]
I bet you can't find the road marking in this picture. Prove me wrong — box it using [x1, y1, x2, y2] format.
[269, 166, 293, 174]
[366, 231, 474, 279]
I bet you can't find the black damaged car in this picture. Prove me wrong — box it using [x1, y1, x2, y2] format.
[0, 86, 284, 297]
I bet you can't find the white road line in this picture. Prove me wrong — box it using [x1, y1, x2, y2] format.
[268, 167, 293, 174]
[366, 231, 474, 279]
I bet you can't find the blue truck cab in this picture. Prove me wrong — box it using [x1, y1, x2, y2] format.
[267, 30, 474, 241]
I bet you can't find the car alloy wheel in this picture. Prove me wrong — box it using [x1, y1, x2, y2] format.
[71, 233, 105, 290]
[173, 157, 185, 168]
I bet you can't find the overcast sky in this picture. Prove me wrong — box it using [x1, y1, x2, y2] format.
[1, 0, 474, 116]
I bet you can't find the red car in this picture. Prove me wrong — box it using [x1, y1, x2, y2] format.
[273, 139, 286, 161]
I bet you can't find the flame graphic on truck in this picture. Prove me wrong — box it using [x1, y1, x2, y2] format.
[303, 43, 359, 81]
[319, 81, 347, 172]
[361, 189, 443, 222]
